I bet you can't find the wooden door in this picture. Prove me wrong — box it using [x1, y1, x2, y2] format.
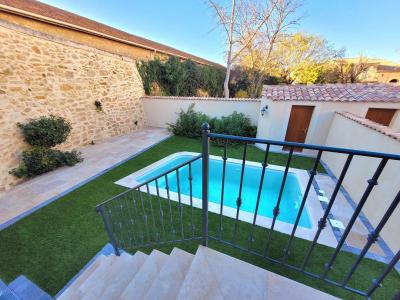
[365, 108, 396, 126]
[283, 105, 315, 152]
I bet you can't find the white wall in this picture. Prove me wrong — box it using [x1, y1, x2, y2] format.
[256, 98, 400, 155]
[323, 114, 400, 253]
[143, 96, 261, 128]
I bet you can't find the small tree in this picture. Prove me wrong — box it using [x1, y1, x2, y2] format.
[336, 57, 369, 83]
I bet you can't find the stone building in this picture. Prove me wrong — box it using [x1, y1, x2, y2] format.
[0, 0, 216, 190]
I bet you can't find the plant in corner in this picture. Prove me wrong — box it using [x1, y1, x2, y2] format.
[11, 115, 83, 178]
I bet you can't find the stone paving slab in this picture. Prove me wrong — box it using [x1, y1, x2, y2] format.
[0, 128, 171, 230]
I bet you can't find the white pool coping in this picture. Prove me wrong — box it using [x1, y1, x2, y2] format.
[115, 152, 337, 248]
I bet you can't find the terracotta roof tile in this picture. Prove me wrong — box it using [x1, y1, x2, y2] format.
[263, 83, 400, 102]
[0, 0, 220, 66]
[336, 112, 400, 141]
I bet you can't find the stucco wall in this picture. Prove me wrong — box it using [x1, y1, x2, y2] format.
[0, 22, 145, 190]
[143, 96, 261, 128]
[256, 98, 400, 154]
[322, 114, 400, 253]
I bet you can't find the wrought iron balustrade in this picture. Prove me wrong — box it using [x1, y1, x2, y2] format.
[97, 123, 400, 299]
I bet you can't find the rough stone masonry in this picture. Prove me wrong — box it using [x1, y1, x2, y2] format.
[0, 23, 146, 190]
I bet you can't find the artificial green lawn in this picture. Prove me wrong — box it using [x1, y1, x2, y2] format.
[0, 136, 398, 298]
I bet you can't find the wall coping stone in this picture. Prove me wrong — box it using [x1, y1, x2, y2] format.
[336, 111, 400, 142]
[142, 96, 261, 102]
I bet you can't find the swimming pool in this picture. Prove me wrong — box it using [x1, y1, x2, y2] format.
[136, 154, 311, 228]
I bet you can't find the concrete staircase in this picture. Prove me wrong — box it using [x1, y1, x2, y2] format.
[57, 246, 339, 300]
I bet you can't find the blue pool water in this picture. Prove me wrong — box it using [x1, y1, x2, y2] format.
[137, 154, 311, 228]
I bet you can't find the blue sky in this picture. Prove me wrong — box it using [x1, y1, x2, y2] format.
[40, 0, 400, 65]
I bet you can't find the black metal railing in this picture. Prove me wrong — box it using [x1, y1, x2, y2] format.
[96, 154, 203, 254]
[97, 123, 400, 299]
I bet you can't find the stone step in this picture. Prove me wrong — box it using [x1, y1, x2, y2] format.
[177, 245, 339, 300]
[145, 248, 194, 300]
[98, 251, 148, 300]
[120, 249, 169, 300]
[56, 255, 107, 300]
[8, 276, 52, 300]
[80, 252, 133, 299]
[77, 254, 117, 295]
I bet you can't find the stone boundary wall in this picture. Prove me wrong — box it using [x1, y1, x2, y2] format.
[142, 96, 261, 128]
[0, 21, 145, 190]
[323, 113, 400, 253]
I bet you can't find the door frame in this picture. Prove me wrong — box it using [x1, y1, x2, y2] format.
[283, 105, 315, 152]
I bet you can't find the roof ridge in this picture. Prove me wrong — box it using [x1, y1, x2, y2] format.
[336, 112, 400, 142]
[263, 83, 400, 102]
[0, 0, 222, 67]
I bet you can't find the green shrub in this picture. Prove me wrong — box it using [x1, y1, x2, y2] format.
[167, 104, 257, 144]
[60, 150, 84, 166]
[12, 115, 83, 178]
[137, 57, 225, 97]
[10, 147, 83, 178]
[18, 115, 72, 147]
[167, 104, 211, 138]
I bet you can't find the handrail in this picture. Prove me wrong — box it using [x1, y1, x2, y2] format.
[96, 154, 202, 209]
[208, 132, 400, 160]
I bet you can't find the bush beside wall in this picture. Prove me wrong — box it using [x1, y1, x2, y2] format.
[137, 57, 225, 97]
[167, 104, 257, 143]
[11, 116, 83, 178]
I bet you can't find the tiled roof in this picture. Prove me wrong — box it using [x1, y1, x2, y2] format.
[377, 65, 400, 72]
[263, 84, 400, 102]
[0, 0, 219, 66]
[337, 112, 400, 141]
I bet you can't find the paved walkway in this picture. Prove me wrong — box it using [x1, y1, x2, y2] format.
[0, 127, 171, 229]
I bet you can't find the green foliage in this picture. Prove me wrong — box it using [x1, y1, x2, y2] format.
[18, 115, 72, 148]
[137, 57, 225, 97]
[235, 89, 249, 98]
[10, 147, 83, 178]
[12, 115, 83, 178]
[292, 63, 323, 84]
[167, 104, 257, 142]
[167, 104, 211, 138]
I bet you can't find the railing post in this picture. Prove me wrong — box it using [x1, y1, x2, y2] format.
[201, 122, 210, 247]
[96, 205, 120, 256]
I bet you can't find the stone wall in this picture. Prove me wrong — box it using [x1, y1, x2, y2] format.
[0, 22, 145, 190]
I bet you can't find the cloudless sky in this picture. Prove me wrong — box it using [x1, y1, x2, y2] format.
[40, 0, 400, 65]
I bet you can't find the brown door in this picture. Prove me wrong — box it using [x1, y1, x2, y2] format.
[365, 108, 396, 126]
[283, 105, 314, 152]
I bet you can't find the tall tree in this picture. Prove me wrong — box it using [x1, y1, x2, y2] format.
[207, 0, 299, 98]
[271, 33, 342, 83]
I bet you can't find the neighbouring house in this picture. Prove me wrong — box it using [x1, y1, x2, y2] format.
[343, 57, 400, 84]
